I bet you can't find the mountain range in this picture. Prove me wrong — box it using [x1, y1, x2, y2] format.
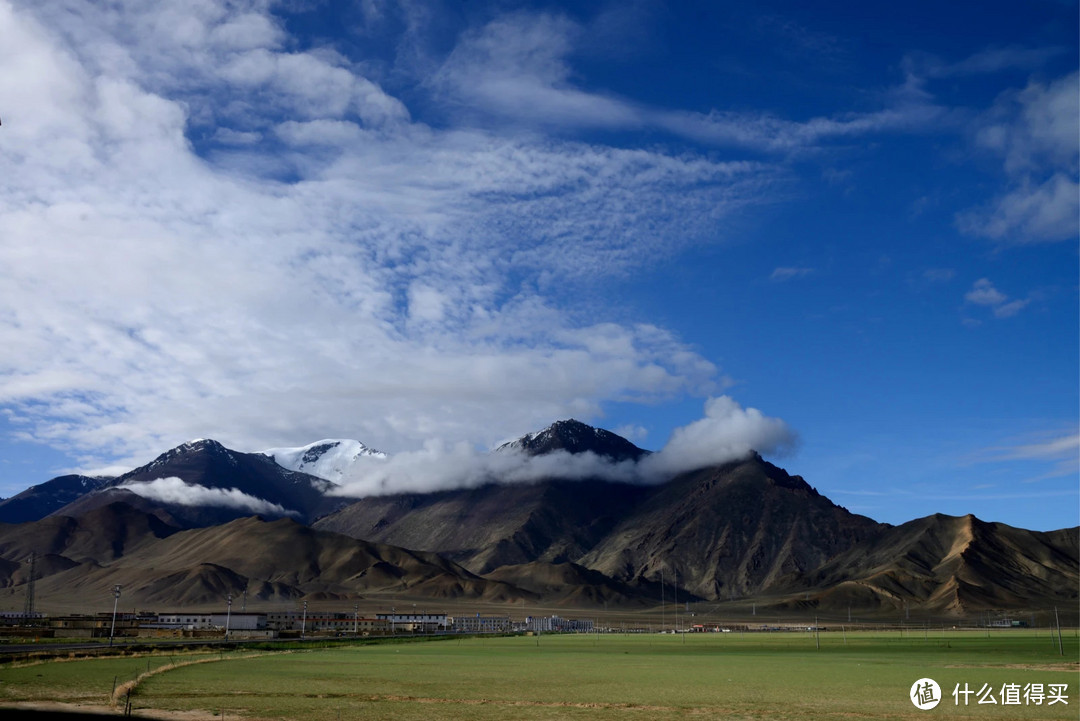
[0, 420, 1075, 616]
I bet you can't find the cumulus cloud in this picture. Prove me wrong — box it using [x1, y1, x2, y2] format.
[638, 396, 797, 478]
[330, 396, 795, 497]
[118, 477, 297, 516]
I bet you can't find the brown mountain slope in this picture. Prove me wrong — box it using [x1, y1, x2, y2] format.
[577, 455, 885, 599]
[0, 502, 179, 564]
[314, 480, 651, 574]
[797, 513, 1079, 613]
[25, 513, 526, 609]
[485, 561, 644, 607]
[318, 453, 884, 601]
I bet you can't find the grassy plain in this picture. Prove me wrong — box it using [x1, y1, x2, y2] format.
[1, 631, 1077, 720]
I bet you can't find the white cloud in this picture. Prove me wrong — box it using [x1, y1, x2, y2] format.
[638, 396, 796, 478]
[999, 432, 1080, 462]
[430, 11, 945, 153]
[958, 172, 1079, 242]
[330, 396, 795, 496]
[0, 0, 771, 472]
[912, 45, 1068, 79]
[992, 298, 1029, 319]
[963, 278, 1029, 319]
[964, 278, 1008, 306]
[118, 476, 297, 516]
[212, 127, 261, 145]
[959, 71, 1079, 243]
[974, 428, 1080, 482]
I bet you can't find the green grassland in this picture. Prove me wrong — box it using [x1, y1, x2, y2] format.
[1, 631, 1077, 720]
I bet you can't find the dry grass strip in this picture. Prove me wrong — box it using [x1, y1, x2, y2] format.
[110, 650, 295, 709]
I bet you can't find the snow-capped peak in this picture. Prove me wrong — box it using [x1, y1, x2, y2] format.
[496, 420, 650, 462]
[263, 439, 385, 482]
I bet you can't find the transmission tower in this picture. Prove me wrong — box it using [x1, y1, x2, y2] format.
[22, 552, 36, 621]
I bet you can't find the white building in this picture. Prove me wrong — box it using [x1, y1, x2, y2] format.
[210, 612, 266, 630]
[376, 612, 448, 632]
[525, 615, 594, 633]
[450, 615, 511, 633]
[152, 613, 214, 629]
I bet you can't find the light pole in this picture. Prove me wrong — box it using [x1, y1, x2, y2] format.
[301, 601, 308, 640]
[109, 585, 122, 647]
[673, 566, 679, 633]
[225, 593, 233, 641]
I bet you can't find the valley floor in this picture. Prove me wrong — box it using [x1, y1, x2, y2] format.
[1, 631, 1078, 720]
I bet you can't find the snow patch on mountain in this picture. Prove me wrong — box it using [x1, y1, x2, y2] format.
[263, 439, 386, 483]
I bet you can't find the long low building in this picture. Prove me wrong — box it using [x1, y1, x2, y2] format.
[525, 615, 594, 633]
[450, 615, 511, 633]
[375, 612, 448, 632]
[150, 613, 266, 630]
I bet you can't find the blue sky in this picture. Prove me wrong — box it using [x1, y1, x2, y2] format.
[0, 0, 1076, 530]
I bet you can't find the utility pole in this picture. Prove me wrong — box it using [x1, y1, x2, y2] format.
[22, 553, 36, 621]
[109, 585, 122, 647]
[1055, 607, 1064, 656]
[301, 601, 308, 640]
[660, 568, 665, 633]
[673, 567, 678, 634]
[354, 603, 359, 636]
[225, 593, 233, 641]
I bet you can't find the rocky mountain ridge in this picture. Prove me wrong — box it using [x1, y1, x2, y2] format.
[0, 422, 1075, 615]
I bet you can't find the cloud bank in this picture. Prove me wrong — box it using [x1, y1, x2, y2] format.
[0, 0, 764, 470]
[0, 1, 1070, 488]
[118, 476, 296, 516]
[330, 396, 796, 497]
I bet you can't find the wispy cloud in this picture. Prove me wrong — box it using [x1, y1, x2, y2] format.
[957, 71, 1079, 243]
[118, 477, 297, 516]
[968, 428, 1080, 482]
[963, 279, 1029, 318]
[770, 266, 815, 282]
[430, 11, 946, 153]
[909, 45, 1069, 79]
[922, 268, 955, 283]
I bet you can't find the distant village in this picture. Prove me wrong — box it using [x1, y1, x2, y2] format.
[0, 609, 603, 640]
[0, 608, 1036, 643]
